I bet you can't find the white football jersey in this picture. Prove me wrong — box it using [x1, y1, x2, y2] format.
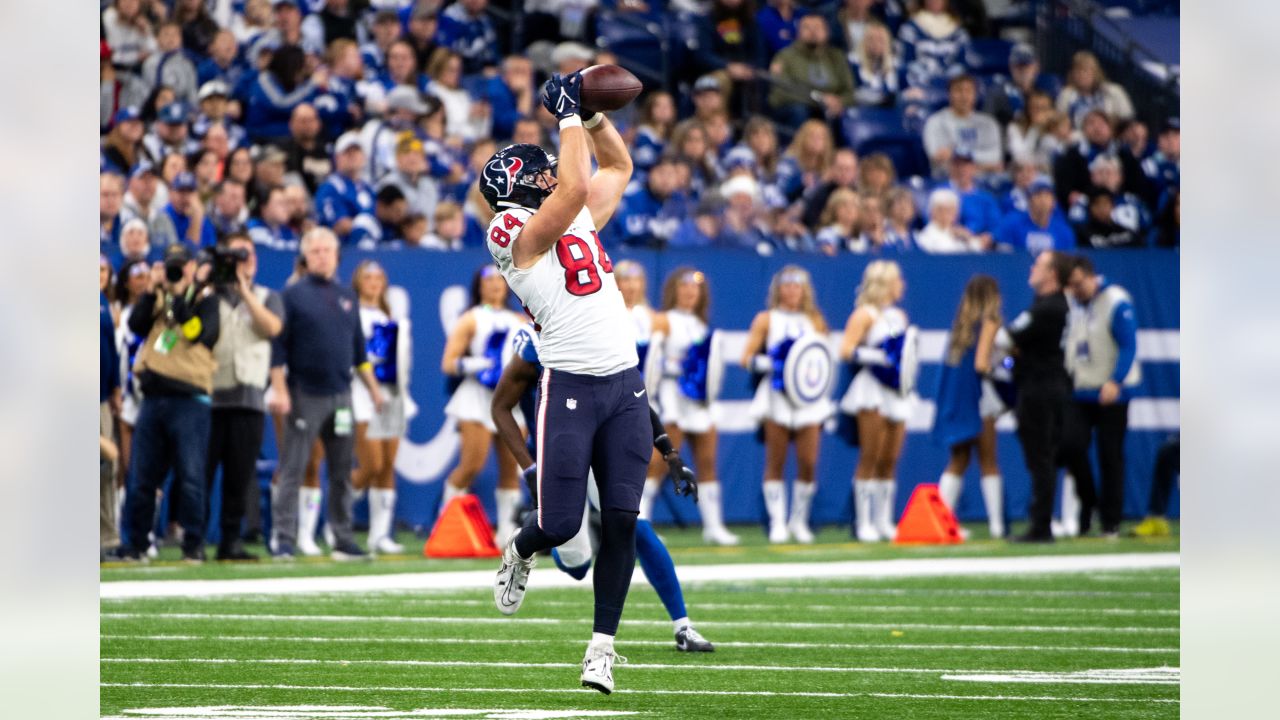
[486, 206, 638, 376]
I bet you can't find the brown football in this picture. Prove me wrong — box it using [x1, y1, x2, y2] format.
[579, 64, 643, 113]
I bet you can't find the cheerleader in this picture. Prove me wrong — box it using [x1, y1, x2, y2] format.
[441, 265, 525, 541]
[645, 268, 738, 546]
[741, 266, 832, 544]
[615, 260, 655, 369]
[839, 260, 911, 542]
[351, 261, 415, 555]
[931, 275, 1006, 538]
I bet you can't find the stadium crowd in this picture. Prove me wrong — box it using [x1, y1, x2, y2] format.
[98, 0, 1179, 560]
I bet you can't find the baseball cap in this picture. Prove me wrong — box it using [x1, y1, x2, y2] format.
[550, 41, 595, 66]
[1010, 43, 1037, 66]
[271, 0, 300, 9]
[170, 171, 197, 191]
[722, 146, 757, 172]
[1028, 179, 1054, 196]
[694, 75, 722, 94]
[112, 106, 142, 126]
[158, 102, 188, 125]
[720, 175, 760, 201]
[950, 149, 976, 163]
[1162, 116, 1180, 133]
[395, 132, 424, 155]
[198, 80, 230, 101]
[1087, 153, 1120, 172]
[335, 131, 363, 155]
[257, 145, 288, 164]
[164, 243, 193, 265]
[386, 86, 429, 115]
[129, 160, 157, 180]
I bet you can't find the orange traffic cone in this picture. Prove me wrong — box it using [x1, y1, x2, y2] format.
[424, 495, 502, 558]
[893, 484, 963, 544]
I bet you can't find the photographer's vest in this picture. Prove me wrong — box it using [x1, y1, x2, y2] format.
[212, 287, 273, 392]
[133, 291, 216, 394]
[1066, 285, 1142, 391]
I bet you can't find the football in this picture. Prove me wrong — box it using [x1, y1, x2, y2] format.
[579, 64, 643, 113]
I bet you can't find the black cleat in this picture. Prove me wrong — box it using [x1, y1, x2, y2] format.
[675, 626, 715, 652]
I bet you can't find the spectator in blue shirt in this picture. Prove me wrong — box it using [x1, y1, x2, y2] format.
[613, 157, 693, 248]
[757, 0, 806, 61]
[245, 44, 325, 144]
[481, 55, 536, 142]
[315, 132, 377, 245]
[375, 40, 432, 96]
[937, 151, 1002, 242]
[1141, 119, 1180, 209]
[196, 30, 247, 90]
[152, 171, 217, 249]
[982, 43, 1062, 127]
[897, 0, 970, 91]
[995, 180, 1074, 253]
[247, 184, 301, 250]
[360, 10, 403, 81]
[632, 92, 678, 178]
[436, 0, 500, 75]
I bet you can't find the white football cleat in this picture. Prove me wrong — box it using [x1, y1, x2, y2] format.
[702, 526, 741, 546]
[581, 644, 626, 694]
[298, 536, 323, 557]
[787, 520, 815, 544]
[373, 536, 405, 555]
[767, 522, 789, 544]
[493, 530, 536, 615]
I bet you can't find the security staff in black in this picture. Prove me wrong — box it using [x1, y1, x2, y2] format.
[1007, 251, 1076, 543]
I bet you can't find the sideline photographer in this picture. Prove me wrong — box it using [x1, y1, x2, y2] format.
[113, 244, 221, 562]
[205, 233, 283, 561]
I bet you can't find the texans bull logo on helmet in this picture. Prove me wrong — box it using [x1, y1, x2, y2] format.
[483, 156, 524, 199]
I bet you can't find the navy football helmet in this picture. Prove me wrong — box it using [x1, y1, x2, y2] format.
[479, 143, 558, 212]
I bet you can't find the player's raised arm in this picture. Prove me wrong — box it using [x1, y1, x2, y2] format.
[583, 113, 633, 230]
[512, 73, 592, 269]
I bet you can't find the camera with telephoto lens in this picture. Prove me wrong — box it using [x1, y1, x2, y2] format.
[163, 244, 193, 284]
[204, 245, 250, 286]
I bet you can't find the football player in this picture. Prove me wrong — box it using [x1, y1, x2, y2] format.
[479, 71, 651, 694]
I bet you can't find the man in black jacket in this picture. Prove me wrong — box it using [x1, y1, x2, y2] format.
[1007, 250, 1075, 542]
[114, 244, 221, 562]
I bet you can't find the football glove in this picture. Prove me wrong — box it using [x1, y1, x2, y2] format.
[541, 72, 583, 121]
[520, 463, 538, 499]
[666, 452, 698, 503]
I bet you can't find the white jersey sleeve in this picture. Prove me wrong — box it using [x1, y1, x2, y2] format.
[485, 207, 638, 376]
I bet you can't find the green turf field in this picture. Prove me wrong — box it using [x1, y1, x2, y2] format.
[100, 525, 1179, 719]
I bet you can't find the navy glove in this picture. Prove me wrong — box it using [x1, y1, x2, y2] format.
[541, 72, 583, 121]
[521, 463, 538, 495]
[666, 452, 698, 503]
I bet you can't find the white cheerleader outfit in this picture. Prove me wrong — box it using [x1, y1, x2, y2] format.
[840, 305, 914, 423]
[444, 304, 524, 434]
[752, 309, 833, 429]
[657, 309, 714, 434]
[352, 304, 415, 439]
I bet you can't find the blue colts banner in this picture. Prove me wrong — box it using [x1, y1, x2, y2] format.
[254, 247, 1180, 533]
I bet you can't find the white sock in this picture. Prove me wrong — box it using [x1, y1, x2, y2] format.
[590, 632, 615, 650]
[495, 488, 522, 539]
[980, 474, 1004, 538]
[699, 482, 727, 532]
[639, 477, 661, 521]
[1060, 473, 1080, 535]
[853, 478, 875, 535]
[370, 489, 397, 544]
[673, 616, 691, 633]
[876, 480, 897, 535]
[788, 481, 816, 527]
[438, 482, 465, 517]
[762, 480, 786, 529]
[938, 472, 962, 511]
[298, 487, 323, 543]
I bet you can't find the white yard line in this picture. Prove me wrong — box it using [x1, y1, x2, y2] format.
[101, 682, 1179, 704]
[101, 634, 1179, 654]
[102, 657, 1087, 676]
[99, 553, 1178, 600]
[111, 595, 1177, 617]
[99, 612, 1177, 635]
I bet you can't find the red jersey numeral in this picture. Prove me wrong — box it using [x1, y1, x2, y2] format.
[489, 226, 511, 247]
[556, 235, 602, 296]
